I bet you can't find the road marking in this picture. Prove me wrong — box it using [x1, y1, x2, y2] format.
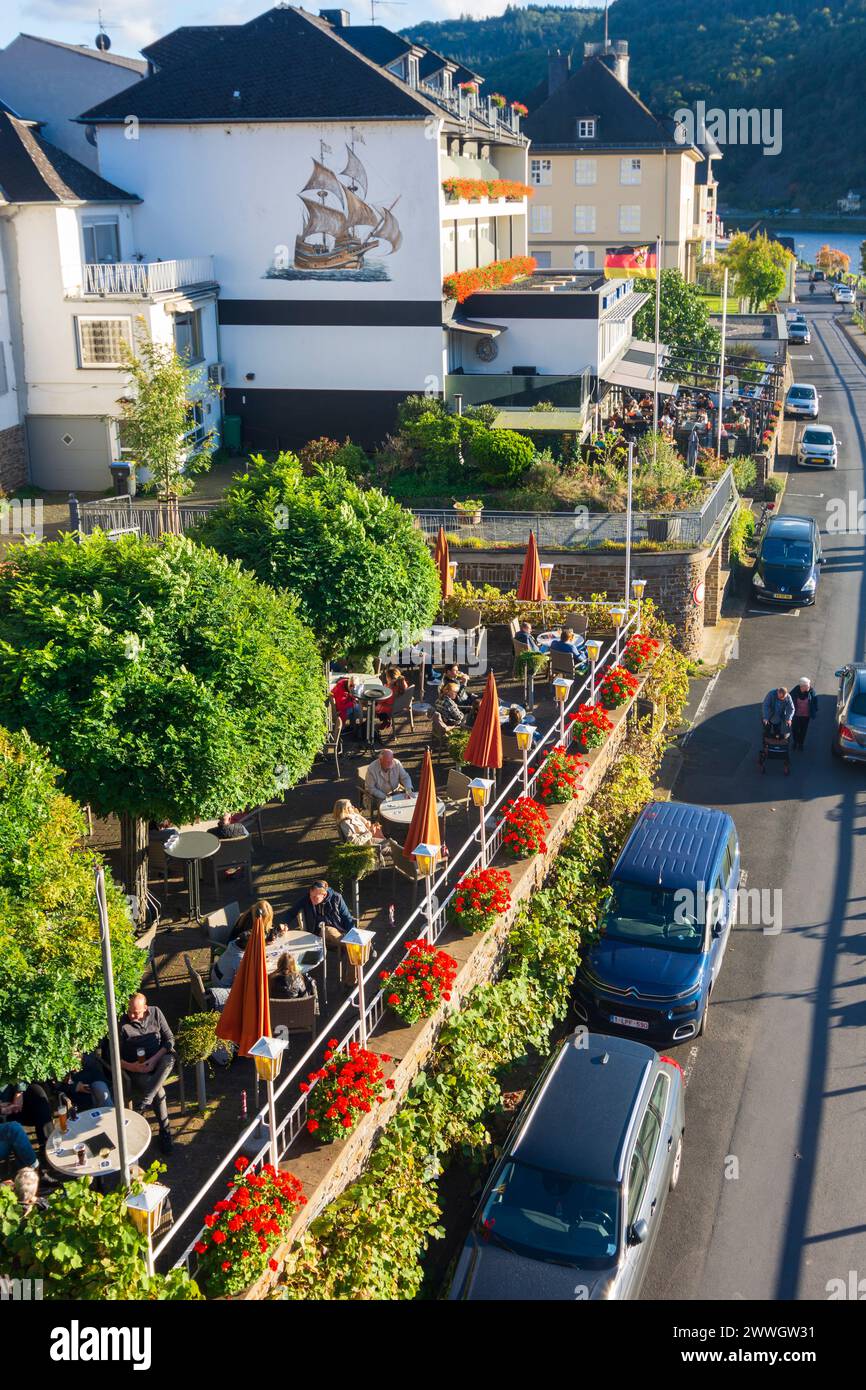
[787, 492, 825, 498]
[748, 608, 801, 616]
[680, 1043, 700, 1091]
[791, 354, 814, 360]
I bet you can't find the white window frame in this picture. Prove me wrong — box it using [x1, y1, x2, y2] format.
[577, 118, 597, 139]
[182, 400, 207, 448]
[574, 158, 597, 186]
[573, 204, 596, 234]
[75, 315, 132, 369]
[619, 204, 642, 234]
[530, 204, 553, 234]
[620, 157, 642, 185]
[530, 158, 552, 187]
[173, 308, 204, 365]
[0, 343, 7, 396]
[81, 216, 120, 265]
[533, 251, 552, 269]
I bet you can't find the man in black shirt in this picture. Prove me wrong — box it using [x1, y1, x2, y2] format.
[118, 992, 176, 1153]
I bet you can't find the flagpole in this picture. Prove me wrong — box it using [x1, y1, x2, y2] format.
[716, 266, 729, 460]
[652, 233, 662, 466]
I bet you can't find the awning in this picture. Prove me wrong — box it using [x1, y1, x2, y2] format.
[605, 362, 678, 396]
[602, 290, 650, 322]
[625, 338, 671, 365]
[449, 317, 507, 337]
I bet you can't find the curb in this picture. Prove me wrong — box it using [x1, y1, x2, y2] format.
[838, 317, 866, 367]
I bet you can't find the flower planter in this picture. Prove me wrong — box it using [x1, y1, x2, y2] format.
[455, 509, 483, 526]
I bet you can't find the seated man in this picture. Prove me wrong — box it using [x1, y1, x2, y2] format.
[0, 1121, 38, 1173]
[514, 620, 542, 652]
[118, 993, 176, 1154]
[549, 627, 588, 663]
[214, 813, 250, 840]
[0, 1082, 52, 1152]
[59, 1051, 112, 1110]
[439, 663, 479, 707]
[365, 748, 413, 806]
[283, 879, 356, 951]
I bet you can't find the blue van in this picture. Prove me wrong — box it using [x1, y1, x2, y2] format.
[574, 800, 740, 1043]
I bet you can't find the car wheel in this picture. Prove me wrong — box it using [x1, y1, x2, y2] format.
[669, 1134, 684, 1191]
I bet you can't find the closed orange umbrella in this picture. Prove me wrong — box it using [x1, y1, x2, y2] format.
[516, 531, 546, 602]
[433, 526, 454, 601]
[403, 747, 442, 860]
[216, 913, 271, 1057]
[464, 670, 503, 771]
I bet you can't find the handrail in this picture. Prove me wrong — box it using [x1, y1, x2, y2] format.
[157, 607, 640, 1272]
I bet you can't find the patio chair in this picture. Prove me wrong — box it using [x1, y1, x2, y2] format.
[550, 648, 580, 680]
[440, 768, 472, 830]
[455, 605, 482, 635]
[356, 763, 373, 817]
[559, 612, 588, 637]
[208, 836, 253, 895]
[501, 732, 523, 763]
[237, 806, 265, 848]
[184, 953, 212, 1013]
[386, 685, 417, 737]
[325, 694, 344, 778]
[430, 711, 450, 762]
[148, 840, 180, 897]
[203, 902, 240, 969]
[268, 993, 318, 1052]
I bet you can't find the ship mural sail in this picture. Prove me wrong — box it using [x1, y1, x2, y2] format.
[293, 138, 402, 273]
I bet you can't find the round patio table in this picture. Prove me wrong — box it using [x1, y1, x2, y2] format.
[411, 625, 464, 667]
[379, 791, 446, 846]
[45, 1105, 152, 1179]
[356, 678, 388, 752]
[165, 829, 220, 922]
[264, 929, 323, 975]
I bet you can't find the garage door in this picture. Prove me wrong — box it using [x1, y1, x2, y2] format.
[26, 416, 112, 491]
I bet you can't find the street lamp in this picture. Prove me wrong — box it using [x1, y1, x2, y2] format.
[249, 1035, 289, 1168]
[585, 639, 602, 705]
[539, 561, 554, 629]
[412, 842, 440, 943]
[610, 606, 626, 663]
[553, 675, 573, 743]
[448, 560, 458, 584]
[514, 722, 534, 795]
[126, 1182, 170, 1278]
[94, 866, 130, 1188]
[468, 777, 494, 867]
[342, 926, 375, 1047]
[632, 579, 647, 634]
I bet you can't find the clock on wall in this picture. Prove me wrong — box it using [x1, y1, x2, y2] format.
[476, 337, 498, 362]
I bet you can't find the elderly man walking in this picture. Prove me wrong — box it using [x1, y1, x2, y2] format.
[761, 686, 794, 736]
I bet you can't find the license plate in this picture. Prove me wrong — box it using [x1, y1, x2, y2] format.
[610, 1014, 649, 1030]
[806, 458, 826, 466]
[773, 593, 790, 600]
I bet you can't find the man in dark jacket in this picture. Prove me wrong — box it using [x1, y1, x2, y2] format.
[118, 993, 176, 1153]
[283, 880, 355, 950]
[790, 677, 818, 750]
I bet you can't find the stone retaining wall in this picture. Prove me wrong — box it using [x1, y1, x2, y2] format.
[0, 425, 26, 494]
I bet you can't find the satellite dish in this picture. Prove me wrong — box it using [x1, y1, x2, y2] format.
[95, 30, 111, 51]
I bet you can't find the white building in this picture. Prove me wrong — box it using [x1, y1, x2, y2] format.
[0, 101, 219, 489]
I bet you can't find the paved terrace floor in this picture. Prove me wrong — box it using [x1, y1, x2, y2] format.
[88, 624, 562, 1228]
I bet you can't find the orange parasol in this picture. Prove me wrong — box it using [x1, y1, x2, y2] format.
[433, 526, 454, 601]
[464, 670, 503, 771]
[516, 531, 546, 602]
[403, 747, 442, 860]
[216, 912, 271, 1057]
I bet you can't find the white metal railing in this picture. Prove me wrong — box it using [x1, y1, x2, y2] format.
[81, 257, 215, 297]
[158, 607, 641, 1275]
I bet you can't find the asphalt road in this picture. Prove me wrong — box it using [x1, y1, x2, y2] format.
[642, 275, 866, 1301]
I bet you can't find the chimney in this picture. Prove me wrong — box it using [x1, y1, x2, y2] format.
[583, 38, 629, 89]
[319, 8, 350, 29]
[547, 49, 571, 97]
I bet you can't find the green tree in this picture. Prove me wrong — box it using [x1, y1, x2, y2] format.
[0, 727, 141, 1080]
[633, 269, 720, 364]
[195, 454, 440, 660]
[0, 534, 326, 919]
[467, 427, 535, 487]
[722, 233, 792, 311]
[118, 332, 214, 501]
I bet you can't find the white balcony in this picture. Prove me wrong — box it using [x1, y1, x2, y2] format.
[74, 257, 216, 298]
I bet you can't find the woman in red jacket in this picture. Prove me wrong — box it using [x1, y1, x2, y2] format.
[331, 675, 364, 741]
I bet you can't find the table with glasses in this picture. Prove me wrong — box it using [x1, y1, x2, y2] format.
[45, 1105, 152, 1179]
[165, 829, 221, 922]
[264, 929, 324, 975]
[355, 677, 388, 752]
[379, 790, 446, 843]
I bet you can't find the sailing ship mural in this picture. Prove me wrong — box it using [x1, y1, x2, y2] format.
[267, 134, 403, 283]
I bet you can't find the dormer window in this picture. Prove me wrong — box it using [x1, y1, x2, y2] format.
[577, 118, 597, 139]
[407, 54, 419, 88]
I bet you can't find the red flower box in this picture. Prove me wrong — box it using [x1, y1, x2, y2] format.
[194, 1158, 306, 1298]
[621, 633, 660, 674]
[567, 702, 614, 752]
[302, 1040, 391, 1145]
[598, 664, 640, 709]
[537, 746, 586, 804]
[447, 865, 513, 933]
[443, 255, 537, 304]
[501, 796, 550, 858]
[380, 939, 457, 1023]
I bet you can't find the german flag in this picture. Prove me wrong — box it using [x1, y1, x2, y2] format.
[604, 245, 658, 279]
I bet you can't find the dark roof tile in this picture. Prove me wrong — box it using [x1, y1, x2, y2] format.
[0, 109, 138, 203]
[524, 56, 681, 150]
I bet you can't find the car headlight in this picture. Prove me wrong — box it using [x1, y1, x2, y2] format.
[752, 571, 766, 588]
[802, 576, 817, 591]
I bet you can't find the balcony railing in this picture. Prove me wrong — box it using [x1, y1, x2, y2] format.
[79, 257, 215, 297]
[445, 370, 592, 414]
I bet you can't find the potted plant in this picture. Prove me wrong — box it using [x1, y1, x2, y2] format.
[537, 746, 586, 804]
[501, 796, 550, 858]
[598, 664, 640, 709]
[567, 703, 613, 752]
[447, 865, 512, 933]
[515, 648, 549, 708]
[453, 498, 484, 526]
[193, 1157, 306, 1298]
[511, 101, 528, 117]
[379, 939, 457, 1023]
[301, 1039, 394, 1143]
[489, 92, 506, 108]
[621, 633, 660, 673]
[327, 840, 379, 920]
[446, 726, 471, 766]
[176, 1011, 224, 1113]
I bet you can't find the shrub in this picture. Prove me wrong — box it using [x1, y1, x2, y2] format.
[302, 1040, 393, 1143]
[176, 1013, 221, 1067]
[729, 503, 756, 567]
[194, 1157, 306, 1298]
[446, 727, 471, 766]
[447, 866, 513, 933]
[732, 456, 758, 493]
[327, 841, 378, 892]
[380, 940, 458, 1024]
[468, 427, 535, 487]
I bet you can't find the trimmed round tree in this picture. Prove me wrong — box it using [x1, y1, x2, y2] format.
[0, 726, 142, 1079]
[194, 455, 440, 659]
[0, 533, 327, 918]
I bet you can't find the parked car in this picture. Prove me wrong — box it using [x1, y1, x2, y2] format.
[797, 425, 837, 468]
[813, 269, 826, 281]
[832, 664, 866, 762]
[788, 322, 811, 345]
[751, 513, 824, 605]
[573, 799, 739, 1043]
[785, 383, 820, 419]
[448, 1033, 685, 1301]
[834, 284, 855, 304]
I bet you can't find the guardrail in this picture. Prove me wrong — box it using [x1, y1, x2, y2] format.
[154, 608, 640, 1277]
[80, 257, 215, 297]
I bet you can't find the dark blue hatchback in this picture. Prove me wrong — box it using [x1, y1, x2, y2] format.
[751, 513, 824, 606]
[574, 800, 740, 1043]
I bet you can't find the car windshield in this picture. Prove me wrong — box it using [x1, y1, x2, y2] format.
[602, 880, 705, 953]
[802, 429, 832, 445]
[789, 387, 815, 399]
[761, 537, 812, 566]
[479, 1160, 620, 1268]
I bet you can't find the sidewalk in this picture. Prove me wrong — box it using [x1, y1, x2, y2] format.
[838, 314, 866, 366]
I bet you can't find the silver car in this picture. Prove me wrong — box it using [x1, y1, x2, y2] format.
[798, 425, 837, 468]
[449, 1033, 685, 1300]
[833, 664, 866, 762]
[785, 383, 820, 419]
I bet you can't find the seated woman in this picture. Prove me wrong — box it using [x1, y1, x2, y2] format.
[331, 675, 364, 742]
[506, 703, 542, 746]
[436, 681, 467, 729]
[333, 797, 384, 845]
[376, 665, 409, 731]
[270, 952, 316, 1003]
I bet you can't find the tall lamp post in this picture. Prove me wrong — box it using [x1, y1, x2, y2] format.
[342, 926, 375, 1047]
[610, 606, 626, 663]
[585, 639, 602, 705]
[624, 441, 634, 611]
[468, 777, 494, 867]
[249, 1035, 288, 1169]
[94, 865, 130, 1188]
[412, 842, 440, 943]
[632, 578, 647, 634]
[553, 675, 573, 743]
[539, 561, 554, 630]
[514, 723, 534, 795]
[126, 1182, 170, 1278]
